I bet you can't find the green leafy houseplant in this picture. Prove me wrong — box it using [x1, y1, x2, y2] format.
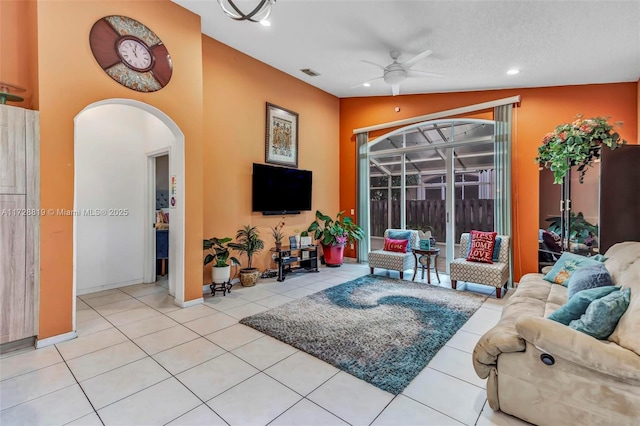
[203, 237, 240, 268]
[545, 211, 598, 246]
[228, 225, 264, 270]
[307, 210, 365, 246]
[228, 225, 264, 286]
[535, 115, 626, 184]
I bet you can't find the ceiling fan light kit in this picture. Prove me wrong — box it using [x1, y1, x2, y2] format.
[359, 49, 443, 96]
[217, 0, 276, 23]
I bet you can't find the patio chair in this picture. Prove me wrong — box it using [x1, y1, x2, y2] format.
[369, 229, 420, 279]
[450, 233, 511, 298]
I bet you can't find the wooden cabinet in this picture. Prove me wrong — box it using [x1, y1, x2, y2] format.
[0, 105, 39, 345]
[539, 144, 640, 269]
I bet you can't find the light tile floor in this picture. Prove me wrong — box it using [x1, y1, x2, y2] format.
[0, 263, 531, 426]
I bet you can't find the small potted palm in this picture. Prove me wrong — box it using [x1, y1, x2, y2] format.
[203, 237, 240, 284]
[228, 225, 264, 287]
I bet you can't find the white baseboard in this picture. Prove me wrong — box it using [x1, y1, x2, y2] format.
[174, 297, 203, 308]
[36, 331, 77, 349]
[77, 278, 144, 296]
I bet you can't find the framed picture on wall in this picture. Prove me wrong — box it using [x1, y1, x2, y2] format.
[265, 102, 299, 168]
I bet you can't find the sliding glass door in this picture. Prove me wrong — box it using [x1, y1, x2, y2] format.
[368, 119, 496, 272]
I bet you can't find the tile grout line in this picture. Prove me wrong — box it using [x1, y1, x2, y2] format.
[52, 344, 106, 426]
[401, 392, 468, 425]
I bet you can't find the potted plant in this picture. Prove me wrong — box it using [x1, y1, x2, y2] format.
[545, 211, 598, 247]
[307, 210, 365, 266]
[536, 115, 626, 184]
[228, 225, 264, 287]
[271, 217, 286, 249]
[203, 237, 240, 284]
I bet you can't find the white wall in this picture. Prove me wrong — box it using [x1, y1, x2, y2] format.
[75, 104, 175, 294]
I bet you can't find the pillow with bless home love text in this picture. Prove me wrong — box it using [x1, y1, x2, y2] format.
[466, 230, 497, 264]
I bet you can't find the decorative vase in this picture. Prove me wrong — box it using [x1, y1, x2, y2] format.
[212, 265, 231, 284]
[295, 233, 301, 247]
[321, 243, 345, 266]
[275, 242, 282, 250]
[239, 268, 259, 286]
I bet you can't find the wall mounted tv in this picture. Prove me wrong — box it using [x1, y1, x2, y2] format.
[252, 163, 312, 215]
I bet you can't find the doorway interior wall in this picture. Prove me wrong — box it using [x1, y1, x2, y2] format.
[73, 99, 185, 330]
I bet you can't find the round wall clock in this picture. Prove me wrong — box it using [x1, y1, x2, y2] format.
[89, 16, 172, 93]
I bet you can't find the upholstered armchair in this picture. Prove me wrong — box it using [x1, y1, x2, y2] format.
[450, 233, 510, 298]
[369, 229, 420, 279]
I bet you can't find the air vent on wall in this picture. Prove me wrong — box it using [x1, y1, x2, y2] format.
[300, 68, 320, 77]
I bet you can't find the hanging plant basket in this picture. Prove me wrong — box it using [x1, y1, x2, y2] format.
[535, 115, 626, 184]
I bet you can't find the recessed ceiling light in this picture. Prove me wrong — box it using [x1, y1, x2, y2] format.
[363, 82, 371, 87]
[507, 69, 520, 75]
[260, 19, 271, 27]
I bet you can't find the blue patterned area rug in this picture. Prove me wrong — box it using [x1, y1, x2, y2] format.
[240, 274, 487, 394]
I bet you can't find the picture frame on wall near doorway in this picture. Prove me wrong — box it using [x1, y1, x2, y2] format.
[265, 102, 298, 168]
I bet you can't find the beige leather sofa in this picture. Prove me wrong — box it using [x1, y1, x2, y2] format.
[473, 241, 640, 426]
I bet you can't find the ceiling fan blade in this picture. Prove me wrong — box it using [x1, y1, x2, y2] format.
[404, 49, 433, 69]
[392, 83, 400, 96]
[408, 70, 445, 78]
[361, 59, 386, 70]
[350, 77, 383, 89]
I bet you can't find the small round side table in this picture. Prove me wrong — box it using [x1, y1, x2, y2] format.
[411, 247, 441, 284]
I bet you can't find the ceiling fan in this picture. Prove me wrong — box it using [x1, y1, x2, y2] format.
[355, 49, 444, 96]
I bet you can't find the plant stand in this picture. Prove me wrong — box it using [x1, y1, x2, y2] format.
[210, 280, 232, 296]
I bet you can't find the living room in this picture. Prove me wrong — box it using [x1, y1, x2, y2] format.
[1, 1, 639, 425]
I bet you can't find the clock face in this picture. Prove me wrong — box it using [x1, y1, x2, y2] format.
[117, 37, 154, 72]
[89, 16, 172, 92]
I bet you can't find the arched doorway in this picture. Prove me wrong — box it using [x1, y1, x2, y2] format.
[73, 99, 186, 310]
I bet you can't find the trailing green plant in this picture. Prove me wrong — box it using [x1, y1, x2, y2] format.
[203, 237, 240, 268]
[307, 210, 365, 246]
[228, 225, 264, 270]
[535, 115, 626, 184]
[545, 211, 598, 245]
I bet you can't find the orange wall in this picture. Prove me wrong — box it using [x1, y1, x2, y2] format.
[36, 0, 204, 338]
[0, 0, 39, 109]
[340, 83, 638, 280]
[201, 36, 340, 280]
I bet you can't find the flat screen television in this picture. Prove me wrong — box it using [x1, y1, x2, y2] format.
[252, 163, 312, 215]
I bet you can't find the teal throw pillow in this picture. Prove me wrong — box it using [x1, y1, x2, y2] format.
[466, 236, 502, 262]
[388, 231, 412, 251]
[566, 263, 614, 299]
[542, 252, 602, 286]
[569, 288, 631, 340]
[492, 237, 502, 262]
[547, 285, 621, 325]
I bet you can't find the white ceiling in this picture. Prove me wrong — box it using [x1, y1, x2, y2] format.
[173, 0, 640, 98]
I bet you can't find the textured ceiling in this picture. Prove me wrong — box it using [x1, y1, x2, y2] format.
[173, 0, 640, 98]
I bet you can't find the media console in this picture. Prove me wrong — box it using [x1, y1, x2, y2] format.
[270, 245, 319, 282]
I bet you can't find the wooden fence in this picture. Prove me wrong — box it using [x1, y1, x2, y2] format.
[370, 199, 494, 242]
